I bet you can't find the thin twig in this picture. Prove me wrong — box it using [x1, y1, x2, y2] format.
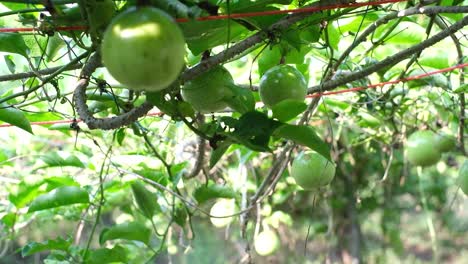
[83, 147, 112, 261]
[0, 51, 89, 105]
[309, 13, 468, 93]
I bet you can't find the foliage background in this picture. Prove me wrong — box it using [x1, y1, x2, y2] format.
[0, 0, 467, 263]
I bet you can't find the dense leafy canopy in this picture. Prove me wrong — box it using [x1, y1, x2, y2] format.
[0, 0, 467, 263]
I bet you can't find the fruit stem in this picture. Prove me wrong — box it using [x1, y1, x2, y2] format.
[279, 55, 285, 65]
[417, 166, 439, 263]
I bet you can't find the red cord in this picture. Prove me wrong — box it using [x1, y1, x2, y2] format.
[307, 62, 468, 98]
[0, 63, 465, 128]
[0, 0, 405, 33]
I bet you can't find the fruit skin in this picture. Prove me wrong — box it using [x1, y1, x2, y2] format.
[254, 230, 280, 256]
[209, 199, 236, 228]
[101, 7, 185, 92]
[458, 160, 468, 195]
[405, 130, 441, 167]
[291, 151, 336, 190]
[181, 66, 233, 113]
[434, 133, 456, 153]
[258, 65, 307, 108]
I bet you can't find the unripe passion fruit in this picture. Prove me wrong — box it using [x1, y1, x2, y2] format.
[209, 199, 236, 228]
[254, 230, 280, 256]
[405, 130, 441, 167]
[434, 133, 456, 153]
[458, 160, 468, 195]
[258, 65, 307, 108]
[101, 7, 185, 92]
[181, 66, 233, 113]
[291, 151, 336, 191]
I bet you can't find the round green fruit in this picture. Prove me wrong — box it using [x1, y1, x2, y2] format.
[405, 130, 441, 167]
[458, 160, 468, 196]
[254, 230, 280, 256]
[434, 133, 456, 153]
[101, 7, 185, 92]
[181, 66, 233, 113]
[209, 199, 236, 228]
[258, 65, 307, 108]
[291, 151, 336, 191]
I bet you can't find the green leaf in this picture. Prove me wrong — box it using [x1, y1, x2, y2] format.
[0, 33, 29, 57]
[271, 99, 307, 122]
[406, 69, 449, 88]
[219, 0, 292, 13]
[210, 141, 231, 169]
[146, 91, 195, 118]
[274, 124, 330, 160]
[43, 176, 80, 191]
[177, 101, 196, 118]
[337, 14, 378, 33]
[180, 20, 246, 55]
[146, 91, 178, 116]
[0, 150, 9, 165]
[0, 106, 33, 134]
[322, 23, 340, 50]
[9, 181, 44, 208]
[283, 30, 303, 51]
[258, 46, 281, 76]
[24, 112, 62, 123]
[21, 237, 72, 257]
[419, 50, 450, 69]
[300, 24, 321, 43]
[374, 21, 425, 45]
[46, 34, 65, 62]
[99, 222, 151, 245]
[357, 111, 381, 128]
[28, 186, 90, 212]
[134, 166, 170, 186]
[1, 213, 16, 228]
[48, 123, 74, 134]
[23, 35, 48, 57]
[4, 55, 16, 73]
[170, 162, 189, 185]
[173, 204, 188, 227]
[221, 111, 281, 152]
[223, 84, 255, 114]
[85, 245, 128, 264]
[453, 84, 468, 94]
[320, 98, 351, 112]
[194, 183, 237, 204]
[130, 180, 160, 219]
[40, 152, 85, 168]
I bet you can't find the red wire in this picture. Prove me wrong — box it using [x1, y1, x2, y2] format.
[0, 63, 465, 128]
[175, 0, 405, 22]
[0, 0, 405, 33]
[307, 62, 468, 98]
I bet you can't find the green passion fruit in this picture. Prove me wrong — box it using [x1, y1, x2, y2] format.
[291, 151, 336, 191]
[258, 65, 307, 108]
[181, 66, 233, 113]
[209, 199, 236, 228]
[434, 133, 456, 153]
[458, 160, 468, 196]
[254, 230, 280, 256]
[101, 7, 185, 92]
[405, 130, 441, 167]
